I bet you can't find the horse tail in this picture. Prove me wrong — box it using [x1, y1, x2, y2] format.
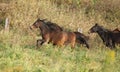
[74, 32, 89, 49]
[77, 37, 89, 49]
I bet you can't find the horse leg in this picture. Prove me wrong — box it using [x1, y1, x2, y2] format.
[105, 39, 115, 49]
[105, 41, 109, 47]
[36, 38, 49, 47]
[41, 39, 49, 45]
[111, 41, 115, 49]
[36, 39, 44, 49]
[70, 37, 76, 49]
[112, 41, 115, 48]
[107, 37, 116, 49]
[105, 42, 112, 49]
[84, 41, 89, 49]
[107, 38, 115, 49]
[71, 41, 75, 49]
[42, 34, 50, 45]
[36, 39, 44, 46]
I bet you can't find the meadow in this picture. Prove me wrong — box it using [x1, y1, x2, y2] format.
[0, 0, 120, 72]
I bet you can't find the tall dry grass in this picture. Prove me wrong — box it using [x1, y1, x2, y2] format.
[1, 0, 119, 33]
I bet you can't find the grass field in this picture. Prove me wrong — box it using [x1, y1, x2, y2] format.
[0, 0, 120, 72]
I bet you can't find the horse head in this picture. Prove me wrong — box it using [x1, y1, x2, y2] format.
[30, 18, 47, 30]
[89, 23, 99, 33]
[88, 23, 108, 33]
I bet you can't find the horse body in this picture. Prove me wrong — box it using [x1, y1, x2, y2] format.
[111, 32, 120, 43]
[52, 31, 76, 48]
[30, 18, 76, 48]
[30, 18, 90, 49]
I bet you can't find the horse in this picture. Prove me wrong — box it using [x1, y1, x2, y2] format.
[89, 23, 120, 49]
[30, 18, 76, 48]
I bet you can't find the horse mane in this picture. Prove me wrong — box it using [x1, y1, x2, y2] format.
[38, 19, 63, 31]
[46, 21, 63, 31]
[37, 18, 50, 31]
[96, 23, 109, 32]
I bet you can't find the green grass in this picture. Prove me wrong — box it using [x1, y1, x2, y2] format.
[0, 32, 120, 72]
[0, 0, 120, 72]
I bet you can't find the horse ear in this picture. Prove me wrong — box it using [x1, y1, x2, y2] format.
[42, 19, 47, 21]
[95, 23, 98, 26]
[37, 18, 40, 21]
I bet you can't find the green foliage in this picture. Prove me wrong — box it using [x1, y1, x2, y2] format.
[0, 31, 120, 72]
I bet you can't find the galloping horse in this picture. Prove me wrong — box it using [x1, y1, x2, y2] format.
[30, 18, 76, 48]
[89, 23, 120, 49]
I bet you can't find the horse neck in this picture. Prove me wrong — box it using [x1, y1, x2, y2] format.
[46, 22, 63, 31]
[39, 23, 50, 35]
[97, 30, 108, 42]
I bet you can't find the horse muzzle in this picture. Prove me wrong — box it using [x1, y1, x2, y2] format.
[88, 30, 92, 34]
[29, 26, 32, 30]
[29, 25, 35, 30]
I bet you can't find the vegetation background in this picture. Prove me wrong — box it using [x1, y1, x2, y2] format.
[0, 0, 120, 72]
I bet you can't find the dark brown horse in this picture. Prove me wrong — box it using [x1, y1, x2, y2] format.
[89, 23, 120, 49]
[30, 18, 76, 48]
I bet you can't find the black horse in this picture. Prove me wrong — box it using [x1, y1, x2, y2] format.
[89, 23, 120, 49]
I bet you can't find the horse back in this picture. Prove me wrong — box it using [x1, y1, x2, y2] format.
[112, 32, 120, 43]
[46, 22, 63, 32]
[51, 31, 76, 47]
[66, 32, 76, 43]
[113, 28, 120, 33]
